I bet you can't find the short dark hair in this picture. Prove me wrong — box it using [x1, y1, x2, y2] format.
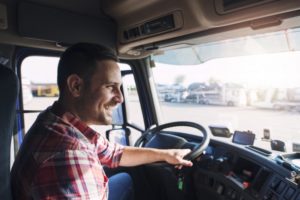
[57, 43, 118, 93]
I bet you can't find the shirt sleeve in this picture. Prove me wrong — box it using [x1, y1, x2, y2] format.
[31, 150, 108, 200]
[96, 134, 124, 168]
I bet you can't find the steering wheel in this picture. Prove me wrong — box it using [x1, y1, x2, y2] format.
[134, 121, 210, 160]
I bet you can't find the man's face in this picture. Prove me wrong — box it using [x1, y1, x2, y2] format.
[77, 60, 123, 125]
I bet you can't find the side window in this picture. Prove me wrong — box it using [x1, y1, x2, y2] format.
[122, 70, 145, 144]
[122, 71, 144, 129]
[20, 56, 144, 145]
[21, 56, 59, 133]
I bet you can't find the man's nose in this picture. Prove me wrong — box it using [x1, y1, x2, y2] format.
[115, 88, 124, 103]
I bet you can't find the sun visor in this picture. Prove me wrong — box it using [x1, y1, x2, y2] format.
[17, 2, 117, 49]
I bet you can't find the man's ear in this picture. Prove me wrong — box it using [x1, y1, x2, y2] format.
[66, 74, 83, 97]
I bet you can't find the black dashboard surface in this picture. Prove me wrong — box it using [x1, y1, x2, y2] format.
[145, 131, 300, 200]
[194, 139, 300, 200]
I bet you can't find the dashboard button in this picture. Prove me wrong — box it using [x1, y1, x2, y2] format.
[263, 190, 273, 200]
[276, 181, 286, 193]
[271, 177, 280, 189]
[238, 196, 245, 200]
[225, 187, 233, 197]
[271, 195, 278, 200]
[231, 190, 237, 199]
[216, 183, 224, 195]
[263, 191, 278, 200]
[284, 187, 295, 199]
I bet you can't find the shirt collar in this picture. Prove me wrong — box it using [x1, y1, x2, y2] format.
[51, 101, 99, 144]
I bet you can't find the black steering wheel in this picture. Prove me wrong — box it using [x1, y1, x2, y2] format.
[134, 121, 210, 160]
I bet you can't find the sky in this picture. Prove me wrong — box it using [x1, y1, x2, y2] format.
[22, 56, 59, 84]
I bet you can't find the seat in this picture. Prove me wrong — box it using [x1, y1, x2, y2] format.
[0, 64, 19, 200]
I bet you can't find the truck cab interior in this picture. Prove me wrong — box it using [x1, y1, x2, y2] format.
[1, 0, 300, 199]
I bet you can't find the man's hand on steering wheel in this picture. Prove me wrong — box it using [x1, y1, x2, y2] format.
[163, 149, 193, 169]
[135, 121, 210, 161]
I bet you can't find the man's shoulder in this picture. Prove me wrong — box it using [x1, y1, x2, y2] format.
[17, 110, 89, 165]
[27, 119, 84, 152]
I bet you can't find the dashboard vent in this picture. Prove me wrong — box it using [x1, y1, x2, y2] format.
[246, 145, 272, 156]
[124, 27, 141, 40]
[140, 14, 174, 36]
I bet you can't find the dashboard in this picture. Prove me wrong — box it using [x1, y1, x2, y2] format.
[193, 140, 300, 200]
[144, 131, 300, 200]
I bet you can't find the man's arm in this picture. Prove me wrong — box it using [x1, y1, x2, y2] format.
[119, 146, 193, 167]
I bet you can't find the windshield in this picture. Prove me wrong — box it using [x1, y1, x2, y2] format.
[152, 27, 300, 154]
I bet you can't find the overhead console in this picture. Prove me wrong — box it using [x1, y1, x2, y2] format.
[121, 11, 183, 43]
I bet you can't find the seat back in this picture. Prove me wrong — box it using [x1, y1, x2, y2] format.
[0, 64, 19, 200]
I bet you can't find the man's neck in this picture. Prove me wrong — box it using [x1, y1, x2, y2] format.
[54, 98, 79, 118]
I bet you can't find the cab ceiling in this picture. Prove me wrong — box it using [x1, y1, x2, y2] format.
[102, 0, 300, 58]
[22, 0, 102, 18]
[1, 0, 300, 58]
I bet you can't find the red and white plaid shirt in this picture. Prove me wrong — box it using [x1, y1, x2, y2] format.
[11, 102, 124, 200]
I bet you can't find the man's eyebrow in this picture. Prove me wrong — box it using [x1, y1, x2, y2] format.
[105, 81, 123, 85]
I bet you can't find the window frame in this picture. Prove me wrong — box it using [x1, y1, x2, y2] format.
[14, 47, 61, 146]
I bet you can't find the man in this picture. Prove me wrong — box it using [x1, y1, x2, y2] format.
[11, 43, 193, 200]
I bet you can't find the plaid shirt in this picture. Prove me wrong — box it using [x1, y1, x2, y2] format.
[11, 102, 124, 200]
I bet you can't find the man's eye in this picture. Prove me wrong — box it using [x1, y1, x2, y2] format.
[107, 85, 118, 91]
[106, 85, 121, 92]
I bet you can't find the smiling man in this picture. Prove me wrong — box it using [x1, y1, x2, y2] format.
[11, 43, 192, 200]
